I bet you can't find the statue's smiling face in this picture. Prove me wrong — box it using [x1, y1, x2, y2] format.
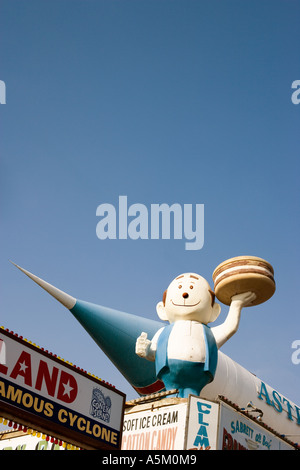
[161, 273, 217, 324]
[169, 274, 202, 307]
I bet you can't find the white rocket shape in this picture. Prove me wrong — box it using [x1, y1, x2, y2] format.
[10, 261, 76, 309]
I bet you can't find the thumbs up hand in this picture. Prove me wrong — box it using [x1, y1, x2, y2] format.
[135, 332, 151, 358]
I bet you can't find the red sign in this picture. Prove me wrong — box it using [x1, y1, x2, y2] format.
[0, 328, 125, 449]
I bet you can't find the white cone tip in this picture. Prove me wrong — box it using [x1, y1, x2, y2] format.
[10, 261, 76, 310]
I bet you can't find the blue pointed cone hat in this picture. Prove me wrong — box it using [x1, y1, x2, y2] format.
[11, 262, 165, 395]
[70, 300, 165, 394]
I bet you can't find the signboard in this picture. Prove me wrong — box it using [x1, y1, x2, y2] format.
[185, 396, 219, 450]
[122, 396, 219, 450]
[218, 401, 294, 450]
[0, 328, 125, 449]
[122, 399, 188, 450]
[122, 395, 296, 450]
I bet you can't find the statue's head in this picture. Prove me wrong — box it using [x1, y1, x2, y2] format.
[156, 273, 221, 325]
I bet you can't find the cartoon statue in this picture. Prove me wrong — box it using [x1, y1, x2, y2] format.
[136, 273, 256, 398]
[10, 262, 260, 397]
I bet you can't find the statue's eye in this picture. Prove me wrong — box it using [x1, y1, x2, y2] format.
[178, 284, 182, 289]
[190, 285, 194, 289]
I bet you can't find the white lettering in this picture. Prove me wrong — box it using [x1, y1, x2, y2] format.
[150, 203, 182, 240]
[291, 340, 300, 365]
[291, 80, 300, 105]
[96, 203, 116, 239]
[96, 196, 204, 251]
[118, 195, 128, 239]
[184, 204, 204, 250]
[102, 455, 136, 467]
[128, 203, 148, 240]
[0, 80, 6, 104]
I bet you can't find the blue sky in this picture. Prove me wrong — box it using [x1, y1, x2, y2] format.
[1, 0, 299, 410]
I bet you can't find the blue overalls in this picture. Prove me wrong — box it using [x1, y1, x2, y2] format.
[155, 323, 218, 398]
